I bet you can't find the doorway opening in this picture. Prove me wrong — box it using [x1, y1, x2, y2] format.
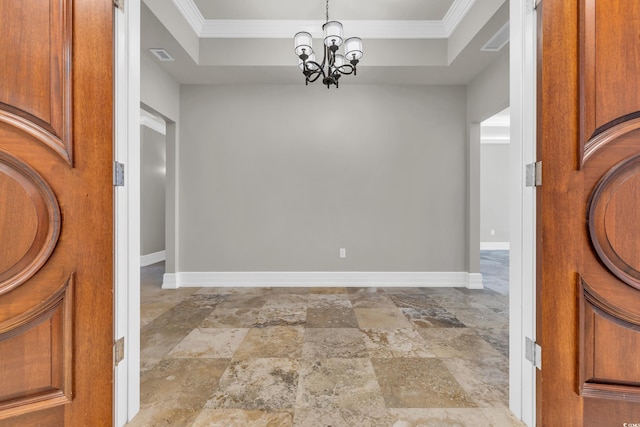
[480, 107, 511, 295]
[116, 1, 540, 426]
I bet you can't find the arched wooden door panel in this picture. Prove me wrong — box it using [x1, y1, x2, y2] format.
[539, 0, 640, 424]
[0, 0, 113, 425]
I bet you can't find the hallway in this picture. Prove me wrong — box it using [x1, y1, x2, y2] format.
[129, 258, 522, 426]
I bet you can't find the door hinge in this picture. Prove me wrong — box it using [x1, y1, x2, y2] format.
[114, 337, 125, 366]
[114, 161, 125, 186]
[525, 161, 542, 187]
[114, 0, 124, 11]
[525, 337, 542, 370]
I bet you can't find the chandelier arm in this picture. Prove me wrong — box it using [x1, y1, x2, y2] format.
[319, 44, 329, 69]
[335, 65, 354, 75]
[304, 60, 323, 72]
[306, 70, 324, 83]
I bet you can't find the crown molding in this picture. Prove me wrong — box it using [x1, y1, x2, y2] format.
[442, 0, 477, 36]
[171, 0, 205, 34]
[172, 0, 475, 39]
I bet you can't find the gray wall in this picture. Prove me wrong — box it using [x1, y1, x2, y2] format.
[467, 48, 509, 123]
[141, 53, 180, 122]
[141, 52, 180, 272]
[480, 143, 510, 242]
[140, 126, 166, 255]
[179, 84, 468, 272]
[466, 48, 509, 271]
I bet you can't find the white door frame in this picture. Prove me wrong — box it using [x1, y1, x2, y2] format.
[508, 0, 537, 425]
[113, 0, 537, 424]
[114, 0, 141, 425]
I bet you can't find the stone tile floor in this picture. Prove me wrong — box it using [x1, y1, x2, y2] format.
[128, 255, 523, 426]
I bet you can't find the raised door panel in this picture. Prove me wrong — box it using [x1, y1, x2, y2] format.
[0, 151, 60, 294]
[0, 0, 72, 163]
[0, 280, 73, 419]
[582, 0, 640, 141]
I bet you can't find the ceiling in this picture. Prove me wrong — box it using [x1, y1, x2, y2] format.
[141, 0, 509, 85]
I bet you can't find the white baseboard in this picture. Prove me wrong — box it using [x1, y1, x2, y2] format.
[140, 250, 166, 267]
[480, 242, 510, 250]
[162, 271, 484, 290]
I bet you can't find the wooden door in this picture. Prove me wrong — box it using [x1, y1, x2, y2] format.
[539, 0, 640, 424]
[0, 0, 113, 425]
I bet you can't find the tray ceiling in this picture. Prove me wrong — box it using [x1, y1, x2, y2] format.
[141, 0, 510, 85]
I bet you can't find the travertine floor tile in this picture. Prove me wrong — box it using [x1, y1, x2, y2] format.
[426, 293, 492, 310]
[293, 407, 392, 427]
[200, 308, 261, 328]
[234, 326, 304, 358]
[168, 328, 249, 358]
[449, 308, 508, 329]
[140, 325, 193, 372]
[346, 287, 386, 295]
[348, 291, 398, 308]
[306, 306, 359, 328]
[401, 307, 467, 328]
[302, 328, 368, 358]
[308, 287, 349, 294]
[372, 358, 476, 408]
[361, 328, 435, 358]
[139, 358, 229, 407]
[146, 298, 218, 330]
[417, 328, 504, 360]
[207, 358, 300, 410]
[443, 356, 510, 407]
[256, 307, 306, 328]
[354, 307, 414, 329]
[296, 358, 386, 410]
[388, 293, 441, 309]
[476, 327, 509, 358]
[262, 294, 308, 310]
[128, 358, 229, 427]
[127, 405, 202, 427]
[140, 301, 177, 327]
[216, 293, 267, 309]
[307, 294, 352, 308]
[457, 288, 509, 308]
[481, 408, 527, 426]
[388, 407, 524, 427]
[192, 409, 294, 427]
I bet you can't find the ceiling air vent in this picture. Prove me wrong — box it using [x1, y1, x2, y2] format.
[149, 48, 174, 61]
[481, 22, 510, 52]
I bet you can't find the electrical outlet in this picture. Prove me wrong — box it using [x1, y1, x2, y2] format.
[490, 229, 496, 236]
[339, 248, 346, 258]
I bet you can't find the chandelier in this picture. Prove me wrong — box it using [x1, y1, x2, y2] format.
[293, 0, 363, 88]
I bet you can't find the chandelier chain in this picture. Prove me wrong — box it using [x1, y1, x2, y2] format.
[326, 0, 329, 22]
